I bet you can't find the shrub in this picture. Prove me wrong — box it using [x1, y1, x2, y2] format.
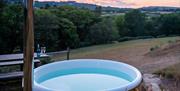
[118, 37, 135, 42]
[150, 45, 159, 51]
[165, 71, 174, 78]
[79, 42, 92, 47]
[154, 64, 180, 79]
[39, 57, 52, 65]
[135, 36, 154, 39]
[156, 35, 167, 38]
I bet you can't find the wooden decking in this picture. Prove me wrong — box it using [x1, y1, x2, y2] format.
[0, 59, 40, 81]
[0, 53, 49, 61]
[0, 53, 49, 81]
[0, 59, 40, 66]
[0, 72, 23, 81]
[0, 53, 49, 91]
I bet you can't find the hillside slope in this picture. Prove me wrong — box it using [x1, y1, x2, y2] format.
[52, 37, 180, 73]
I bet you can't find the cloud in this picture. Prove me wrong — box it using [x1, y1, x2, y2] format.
[76, 0, 137, 7]
[44, 0, 137, 7]
[38, 0, 180, 8]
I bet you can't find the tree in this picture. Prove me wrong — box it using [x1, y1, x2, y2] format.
[144, 17, 160, 37]
[115, 15, 128, 37]
[124, 9, 146, 37]
[34, 9, 59, 51]
[158, 13, 180, 36]
[0, 0, 5, 30]
[87, 17, 119, 44]
[34, 9, 80, 51]
[51, 6, 101, 41]
[0, 0, 5, 10]
[95, 6, 102, 15]
[57, 18, 80, 49]
[45, 4, 50, 9]
[0, 4, 23, 54]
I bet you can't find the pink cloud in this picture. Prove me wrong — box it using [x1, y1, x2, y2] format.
[37, 0, 180, 8]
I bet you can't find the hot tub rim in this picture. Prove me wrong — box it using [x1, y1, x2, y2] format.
[33, 59, 142, 91]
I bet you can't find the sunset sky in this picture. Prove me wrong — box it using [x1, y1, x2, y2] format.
[38, 0, 180, 8]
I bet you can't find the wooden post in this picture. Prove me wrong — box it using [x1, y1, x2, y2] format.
[23, 0, 34, 91]
[67, 47, 70, 60]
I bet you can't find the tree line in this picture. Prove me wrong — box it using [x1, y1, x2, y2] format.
[0, 3, 180, 54]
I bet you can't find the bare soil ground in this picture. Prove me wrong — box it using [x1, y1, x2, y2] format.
[161, 78, 180, 91]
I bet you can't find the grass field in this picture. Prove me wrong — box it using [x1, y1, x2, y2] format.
[51, 36, 180, 73]
[1, 36, 179, 91]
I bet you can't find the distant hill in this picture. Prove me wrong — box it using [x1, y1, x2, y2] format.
[140, 6, 180, 12]
[34, 1, 180, 13]
[34, 1, 131, 13]
[5, 0, 22, 4]
[34, 1, 97, 10]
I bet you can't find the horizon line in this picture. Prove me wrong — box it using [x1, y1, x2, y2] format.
[35, 0, 180, 9]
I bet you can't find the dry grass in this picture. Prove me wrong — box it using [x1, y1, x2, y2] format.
[154, 63, 180, 91]
[155, 63, 180, 79]
[51, 36, 180, 73]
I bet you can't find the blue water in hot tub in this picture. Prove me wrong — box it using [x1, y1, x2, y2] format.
[37, 68, 133, 91]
